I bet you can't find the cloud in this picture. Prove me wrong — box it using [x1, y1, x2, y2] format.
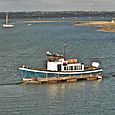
[0, 0, 115, 11]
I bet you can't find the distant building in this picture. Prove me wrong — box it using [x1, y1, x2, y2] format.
[111, 18, 115, 23]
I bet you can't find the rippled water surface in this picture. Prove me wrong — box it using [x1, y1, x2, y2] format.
[0, 17, 115, 115]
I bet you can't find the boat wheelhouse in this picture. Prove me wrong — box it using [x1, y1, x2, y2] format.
[18, 51, 103, 83]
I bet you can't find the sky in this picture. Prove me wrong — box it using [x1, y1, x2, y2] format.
[0, 0, 115, 12]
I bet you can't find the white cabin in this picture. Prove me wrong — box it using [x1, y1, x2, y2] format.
[47, 58, 84, 72]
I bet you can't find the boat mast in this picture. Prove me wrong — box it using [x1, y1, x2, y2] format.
[5, 12, 8, 25]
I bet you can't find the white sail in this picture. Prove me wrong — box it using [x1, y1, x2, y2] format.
[3, 12, 14, 28]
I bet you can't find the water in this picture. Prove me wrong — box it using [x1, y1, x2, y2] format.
[0, 17, 115, 115]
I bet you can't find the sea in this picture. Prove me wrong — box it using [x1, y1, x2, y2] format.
[0, 17, 115, 115]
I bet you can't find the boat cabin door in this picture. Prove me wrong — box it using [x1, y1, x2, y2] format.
[57, 64, 61, 71]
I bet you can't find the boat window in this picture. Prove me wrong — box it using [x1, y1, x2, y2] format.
[57, 64, 61, 71]
[74, 66, 77, 70]
[65, 66, 82, 71]
[69, 66, 73, 70]
[66, 66, 68, 70]
[78, 66, 82, 70]
[64, 66, 66, 70]
[74, 65, 82, 70]
[71, 66, 73, 70]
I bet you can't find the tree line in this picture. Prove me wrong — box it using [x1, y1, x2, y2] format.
[0, 11, 115, 18]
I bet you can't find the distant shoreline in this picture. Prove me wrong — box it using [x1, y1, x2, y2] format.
[24, 20, 115, 32]
[0, 11, 115, 19]
[98, 27, 115, 32]
[24, 20, 71, 23]
[75, 20, 115, 32]
[75, 21, 115, 26]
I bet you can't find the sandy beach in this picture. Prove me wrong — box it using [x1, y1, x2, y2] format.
[98, 27, 115, 32]
[25, 19, 115, 32]
[75, 20, 115, 32]
[24, 20, 71, 23]
[75, 21, 115, 26]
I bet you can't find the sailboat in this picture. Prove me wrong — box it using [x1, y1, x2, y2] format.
[3, 13, 14, 28]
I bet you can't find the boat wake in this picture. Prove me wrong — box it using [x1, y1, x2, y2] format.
[0, 81, 23, 86]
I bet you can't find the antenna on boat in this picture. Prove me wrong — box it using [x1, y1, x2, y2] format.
[63, 43, 66, 59]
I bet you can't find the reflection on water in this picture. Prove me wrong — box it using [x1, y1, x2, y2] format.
[42, 80, 104, 115]
[46, 79, 103, 99]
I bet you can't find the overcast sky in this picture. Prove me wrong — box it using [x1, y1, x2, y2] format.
[0, 0, 115, 12]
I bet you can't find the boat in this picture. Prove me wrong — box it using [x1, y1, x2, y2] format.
[3, 13, 14, 28]
[18, 50, 103, 83]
